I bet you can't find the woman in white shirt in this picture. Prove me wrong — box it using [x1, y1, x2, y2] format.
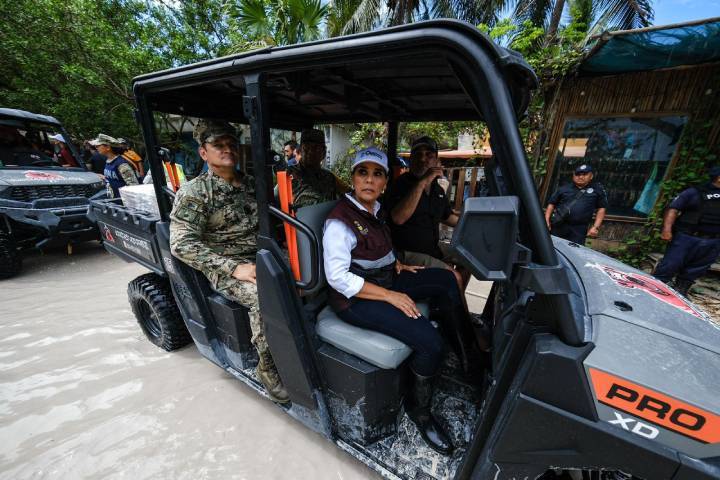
[322, 147, 472, 455]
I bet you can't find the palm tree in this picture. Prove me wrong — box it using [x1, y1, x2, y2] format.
[332, 0, 652, 41]
[515, 0, 653, 41]
[228, 0, 327, 47]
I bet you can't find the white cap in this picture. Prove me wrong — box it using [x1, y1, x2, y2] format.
[48, 133, 66, 143]
[351, 147, 388, 173]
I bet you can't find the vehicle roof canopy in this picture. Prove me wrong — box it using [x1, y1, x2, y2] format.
[0, 108, 62, 126]
[133, 20, 538, 128]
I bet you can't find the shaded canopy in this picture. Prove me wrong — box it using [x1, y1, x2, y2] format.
[133, 20, 538, 128]
[581, 17, 720, 75]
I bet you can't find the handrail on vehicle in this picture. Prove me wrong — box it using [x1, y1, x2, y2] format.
[268, 205, 320, 291]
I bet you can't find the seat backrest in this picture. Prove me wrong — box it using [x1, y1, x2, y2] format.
[295, 200, 338, 297]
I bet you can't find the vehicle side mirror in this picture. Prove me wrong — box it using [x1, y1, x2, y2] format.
[449, 196, 529, 281]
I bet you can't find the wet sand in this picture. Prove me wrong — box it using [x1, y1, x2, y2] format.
[0, 244, 375, 480]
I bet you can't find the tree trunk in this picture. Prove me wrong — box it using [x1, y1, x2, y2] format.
[546, 0, 566, 43]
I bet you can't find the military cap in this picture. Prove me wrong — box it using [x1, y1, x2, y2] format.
[300, 128, 325, 145]
[193, 119, 238, 145]
[709, 165, 720, 179]
[575, 164, 593, 174]
[411, 136, 438, 154]
[89, 133, 120, 147]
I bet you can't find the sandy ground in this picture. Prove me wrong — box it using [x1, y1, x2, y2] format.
[0, 244, 377, 480]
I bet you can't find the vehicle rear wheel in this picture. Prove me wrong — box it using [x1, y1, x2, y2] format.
[127, 273, 191, 351]
[0, 230, 22, 279]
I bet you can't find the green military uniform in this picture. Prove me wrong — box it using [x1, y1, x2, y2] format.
[169, 169, 269, 355]
[287, 163, 339, 209]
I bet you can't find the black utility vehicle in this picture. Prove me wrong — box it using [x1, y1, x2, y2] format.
[91, 21, 720, 480]
[0, 108, 104, 278]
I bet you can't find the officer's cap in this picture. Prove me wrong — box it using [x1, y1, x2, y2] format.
[352, 147, 389, 173]
[194, 119, 238, 145]
[89, 133, 120, 147]
[709, 165, 720, 179]
[411, 136, 438, 154]
[300, 128, 325, 145]
[575, 164, 593, 174]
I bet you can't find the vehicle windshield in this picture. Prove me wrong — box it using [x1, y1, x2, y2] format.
[0, 120, 79, 169]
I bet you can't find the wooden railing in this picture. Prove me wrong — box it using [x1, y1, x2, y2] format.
[443, 166, 486, 211]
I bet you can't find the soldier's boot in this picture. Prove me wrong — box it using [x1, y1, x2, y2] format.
[257, 351, 290, 404]
[674, 278, 694, 297]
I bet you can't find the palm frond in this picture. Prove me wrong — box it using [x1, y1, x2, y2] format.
[327, 0, 364, 37]
[513, 0, 555, 28]
[593, 0, 653, 30]
[431, 0, 505, 25]
[231, 0, 273, 39]
[340, 0, 383, 34]
[291, 0, 328, 41]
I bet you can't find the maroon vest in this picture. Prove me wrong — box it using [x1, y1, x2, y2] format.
[326, 195, 396, 312]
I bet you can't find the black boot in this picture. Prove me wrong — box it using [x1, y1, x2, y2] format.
[674, 278, 694, 296]
[446, 306, 484, 373]
[407, 370, 454, 455]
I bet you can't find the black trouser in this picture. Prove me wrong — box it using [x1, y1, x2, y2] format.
[336, 268, 463, 376]
[553, 222, 588, 245]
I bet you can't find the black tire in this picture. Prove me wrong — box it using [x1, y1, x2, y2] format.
[127, 273, 191, 351]
[0, 230, 22, 279]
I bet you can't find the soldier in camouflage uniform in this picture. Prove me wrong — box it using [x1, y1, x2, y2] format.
[169, 119, 289, 404]
[287, 129, 345, 208]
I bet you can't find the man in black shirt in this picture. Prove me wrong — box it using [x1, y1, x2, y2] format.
[388, 136, 464, 287]
[545, 164, 608, 245]
[653, 166, 720, 295]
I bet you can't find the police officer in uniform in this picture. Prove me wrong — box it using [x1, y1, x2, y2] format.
[169, 120, 289, 404]
[654, 166, 720, 295]
[286, 129, 344, 208]
[91, 134, 139, 198]
[545, 164, 607, 245]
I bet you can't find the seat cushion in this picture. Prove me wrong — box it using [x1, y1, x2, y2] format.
[316, 303, 430, 370]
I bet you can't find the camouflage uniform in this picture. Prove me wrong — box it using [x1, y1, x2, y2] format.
[169, 169, 270, 355]
[287, 163, 339, 208]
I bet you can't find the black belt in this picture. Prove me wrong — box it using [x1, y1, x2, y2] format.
[680, 230, 720, 240]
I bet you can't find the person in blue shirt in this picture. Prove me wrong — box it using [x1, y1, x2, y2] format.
[91, 134, 138, 198]
[545, 164, 608, 245]
[654, 166, 720, 295]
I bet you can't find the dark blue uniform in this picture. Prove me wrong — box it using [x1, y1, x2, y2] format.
[548, 182, 608, 244]
[654, 183, 720, 287]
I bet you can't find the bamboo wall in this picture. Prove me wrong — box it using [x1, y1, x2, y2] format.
[540, 63, 720, 245]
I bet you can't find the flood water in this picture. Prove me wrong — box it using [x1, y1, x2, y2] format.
[0, 244, 375, 480]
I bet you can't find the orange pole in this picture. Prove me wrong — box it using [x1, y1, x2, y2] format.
[286, 175, 300, 281]
[164, 162, 179, 191]
[277, 172, 301, 281]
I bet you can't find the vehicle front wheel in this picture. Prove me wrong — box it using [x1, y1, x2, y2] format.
[0, 230, 22, 279]
[127, 273, 191, 351]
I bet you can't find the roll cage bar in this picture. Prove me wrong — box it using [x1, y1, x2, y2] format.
[132, 19, 581, 345]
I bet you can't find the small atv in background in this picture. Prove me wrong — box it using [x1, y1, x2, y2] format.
[93, 20, 720, 480]
[0, 108, 105, 278]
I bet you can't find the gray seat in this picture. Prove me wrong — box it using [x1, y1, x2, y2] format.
[316, 303, 430, 370]
[295, 200, 428, 370]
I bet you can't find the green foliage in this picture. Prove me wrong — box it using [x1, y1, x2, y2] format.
[0, 0, 228, 144]
[227, 0, 328, 48]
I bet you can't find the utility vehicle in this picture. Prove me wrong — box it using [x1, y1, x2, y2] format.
[0, 108, 104, 278]
[90, 20, 720, 480]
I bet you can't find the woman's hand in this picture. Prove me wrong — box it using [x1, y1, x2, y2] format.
[395, 261, 424, 275]
[384, 290, 421, 318]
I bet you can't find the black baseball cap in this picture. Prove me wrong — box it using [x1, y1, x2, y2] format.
[411, 136, 438, 154]
[709, 165, 720, 178]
